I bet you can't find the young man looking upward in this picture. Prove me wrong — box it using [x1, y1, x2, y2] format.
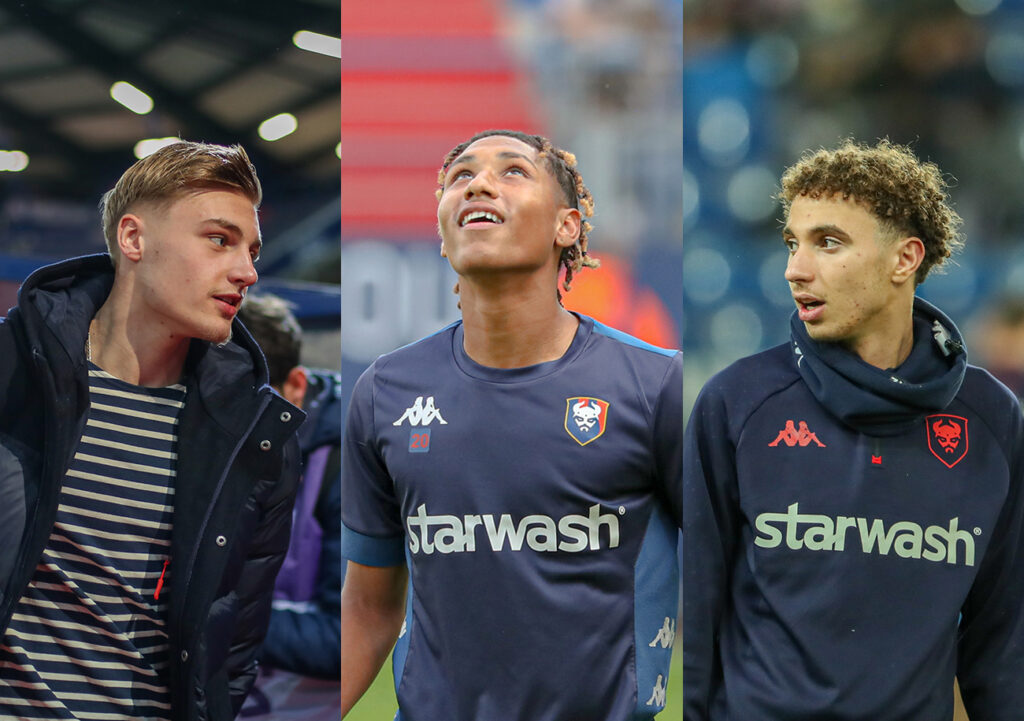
[684, 139, 1024, 719]
[341, 130, 682, 720]
[0, 142, 304, 721]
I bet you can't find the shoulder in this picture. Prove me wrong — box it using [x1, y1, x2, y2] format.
[348, 323, 459, 407]
[702, 343, 797, 399]
[691, 343, 800, 428]
[366, 322, 459, 378]
[583, 316, 680, 379]
[587, 317, 679, 360]
[957, 364, 1024, 451]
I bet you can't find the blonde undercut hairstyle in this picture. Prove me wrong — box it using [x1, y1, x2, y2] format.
[778, 138, 963, 284]
[99, 141, 262, 263]
[437, 129, 600, 301]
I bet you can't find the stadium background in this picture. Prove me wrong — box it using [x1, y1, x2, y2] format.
[0, 0, 684, 716]
[342, 0, 682, 717]
[684, 1, 1024, 718]
[684, 0, 1024, 418]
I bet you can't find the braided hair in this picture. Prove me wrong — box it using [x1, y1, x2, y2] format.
[438, 130, 600, 300]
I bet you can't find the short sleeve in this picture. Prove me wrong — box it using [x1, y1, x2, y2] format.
[653, 350, 682, 529]
[340, 364, 406, 567]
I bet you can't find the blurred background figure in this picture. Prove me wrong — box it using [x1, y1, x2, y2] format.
[238, 293, 342, 721]
[968, 294, 1024, 403]
[684, 0, 1024, 416]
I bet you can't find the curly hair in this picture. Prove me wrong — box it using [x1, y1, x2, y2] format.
[778, 138, 963, 284]
[437, 129, 600, 300]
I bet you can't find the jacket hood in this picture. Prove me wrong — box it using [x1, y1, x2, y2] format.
[790, 296, 967, 436]
[15, 253, 273, 403]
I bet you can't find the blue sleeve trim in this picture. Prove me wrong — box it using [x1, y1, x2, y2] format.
[590, 318, 678, 358]
[341, 523, 406, 567]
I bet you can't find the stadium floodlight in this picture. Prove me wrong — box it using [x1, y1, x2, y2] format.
[134, 137, 181, 159]
[0, 150, 29, 172]
[258, 113, 298, 142]
[293, 30, 341, 58]
[336, 141, 341, 159]
[110, 81, 154, 115]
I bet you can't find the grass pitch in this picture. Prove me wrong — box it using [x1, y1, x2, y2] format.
[347, 645, 683, 719]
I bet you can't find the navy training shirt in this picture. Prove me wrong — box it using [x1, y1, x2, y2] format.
[342, 314, 681, 721]
[683, 341, 1024, 720]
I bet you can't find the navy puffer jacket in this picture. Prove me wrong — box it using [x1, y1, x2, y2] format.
[0, 254, 304, 721]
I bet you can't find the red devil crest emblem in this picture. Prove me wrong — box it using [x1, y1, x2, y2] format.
[926, 414, 968, 468]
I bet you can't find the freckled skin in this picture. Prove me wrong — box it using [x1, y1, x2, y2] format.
[783, 195, 910, 362]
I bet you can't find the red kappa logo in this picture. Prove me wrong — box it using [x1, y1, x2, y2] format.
[926, 414, 968, 468]
[769, 420, 826, 448]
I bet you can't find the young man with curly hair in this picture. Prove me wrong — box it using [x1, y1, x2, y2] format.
[0, 142, 304, 721]
[341, 130, 682, 720]
[684, 139, 1024, 719]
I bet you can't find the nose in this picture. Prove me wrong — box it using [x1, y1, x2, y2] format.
[464, 168, 497, 199]
[231, 249, 259, 288]
[784, 243, 813, 284]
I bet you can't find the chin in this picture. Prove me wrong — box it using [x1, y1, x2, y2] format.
[215, 325, 234, 347]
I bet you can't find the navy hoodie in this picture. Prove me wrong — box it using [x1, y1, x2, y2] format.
[684, 298, 1024, 720]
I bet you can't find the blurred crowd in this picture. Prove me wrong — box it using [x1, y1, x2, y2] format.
[683, 0, 1024, 410]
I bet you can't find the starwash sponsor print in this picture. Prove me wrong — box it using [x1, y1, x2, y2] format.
[342, 314, 682, 721]
[684, 299, 1024, 720]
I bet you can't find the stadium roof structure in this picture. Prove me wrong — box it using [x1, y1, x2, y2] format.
[0, 0, 339, 202]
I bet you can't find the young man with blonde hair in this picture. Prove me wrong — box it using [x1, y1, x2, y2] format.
[684, 139, 1024, 719]
[0, 141, 304, 721]
[341, 130, 682, 720]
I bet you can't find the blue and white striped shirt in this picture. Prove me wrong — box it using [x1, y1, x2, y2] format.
[0, 365, 184, 720]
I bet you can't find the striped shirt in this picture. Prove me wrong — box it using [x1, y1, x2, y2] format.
[0, 365, 184, 720]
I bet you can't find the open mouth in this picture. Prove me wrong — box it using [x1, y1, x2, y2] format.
[214, 294, 242, 315]
[459, 210, 504, 227]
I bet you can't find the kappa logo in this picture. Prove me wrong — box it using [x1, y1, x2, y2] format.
[648, 616, 676, 649]
[393, 396, 448, 427]
[926, 413, 968, 468]
[645, 674, 666, 708]
[564, 397, 609, 446]
[769, 420, 825, 447]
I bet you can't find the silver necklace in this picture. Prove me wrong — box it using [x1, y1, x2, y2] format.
[86, 328, 92, 363]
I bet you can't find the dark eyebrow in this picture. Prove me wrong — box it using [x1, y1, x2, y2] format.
[782, 223, 848, 237]
[449, 151, 539, 170]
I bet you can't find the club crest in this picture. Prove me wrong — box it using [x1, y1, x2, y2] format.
[564, 397, 609, 446]
[926, 413, 968, 468]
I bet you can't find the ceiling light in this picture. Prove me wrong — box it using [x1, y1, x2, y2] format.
[134, 137, 181, 159]
[111, 81, 154, 115]
[293, 30, 341, 58]
[0, 150, 29, 172]
[259, 113, 298, 142]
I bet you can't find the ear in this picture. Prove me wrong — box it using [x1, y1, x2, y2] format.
[117, 214, 145, 263]
[554, 207, 582, 249]
[891, 236, 925, 286]
[281, 365, 308, 407]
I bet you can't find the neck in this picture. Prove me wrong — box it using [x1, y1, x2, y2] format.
[844, 296, 917, 370]
[457, 275, 579, 368]
[89, 283, 190, 387]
